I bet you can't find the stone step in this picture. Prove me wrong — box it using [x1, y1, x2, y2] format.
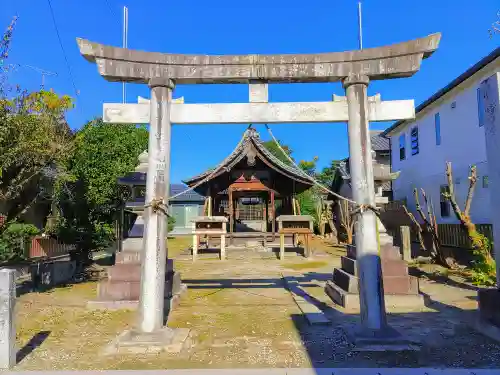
[115, 251, 141, 264]
[98, 271, 182, 301]
[332, 268, 358, 293]
[383, 275, 420, 295]
[341, 255, 409, 277]
[380, 244, 403, 260]
[325, 279, 351, 307]
[382, 259, 409, 277]
[325, 280, 425, 309]
[107, 259, 175, 281]
[331, 268, 419, 296]
[122, 237, 143, 252]
[341, 256, 356, 276]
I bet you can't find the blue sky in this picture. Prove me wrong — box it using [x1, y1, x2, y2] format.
[2, 0, 499, 182]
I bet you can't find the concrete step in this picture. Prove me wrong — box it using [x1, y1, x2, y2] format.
[332, 268, 358, 293]
[341, 256, 409, 278]
[383, 275, 420, 295]
[325, 280, 425, 309]
[115, 251, 141, 264]
[381, 259, 409, 277]
[341, 256, 356, 276]
[122, 237, 143, 252]
[98, 272, 181, 301]
[380, 244, 403, 260]
[107, 259, 175, 281]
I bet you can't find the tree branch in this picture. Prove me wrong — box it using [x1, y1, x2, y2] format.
[444, 161, 465, 223]
[464, 165, 477, 218]
[403, 204, 425, 251]
[414, 188, 431, 227]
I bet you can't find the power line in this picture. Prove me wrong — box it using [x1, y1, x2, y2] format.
[46, 0, 80, 100]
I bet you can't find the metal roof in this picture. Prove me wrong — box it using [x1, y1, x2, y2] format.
[370, 130, 390, 151]
[382, 47, 500, 137]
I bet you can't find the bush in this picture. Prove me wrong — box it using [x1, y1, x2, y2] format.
[469, 234, 496, 287]
[0, 222, 40, 262]
[168, 216, 176, 232]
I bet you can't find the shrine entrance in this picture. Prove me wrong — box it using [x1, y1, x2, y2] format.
[77, 33, 441, 341]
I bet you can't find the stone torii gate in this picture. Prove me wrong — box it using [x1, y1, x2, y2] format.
[77, 33, 440, 347]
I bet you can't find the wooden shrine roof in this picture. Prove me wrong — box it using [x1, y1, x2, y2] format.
[183, 127, 313, 195]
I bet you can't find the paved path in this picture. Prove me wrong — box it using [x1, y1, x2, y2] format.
[6, 368, 500, 375]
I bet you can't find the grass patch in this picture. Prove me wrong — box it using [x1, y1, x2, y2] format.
[167, 236, 192, 257]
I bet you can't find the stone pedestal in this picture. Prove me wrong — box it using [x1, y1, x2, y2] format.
[102, 327, 191, 355]
[325, 236, 424, 310]
[88, 237, 186, 310]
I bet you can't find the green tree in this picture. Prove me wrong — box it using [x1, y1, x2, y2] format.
[262, 139, 294, 165]
[261, 139, 319, 219]
[0, 90, 74, 225]
[54, 118, 148, 252]
[317, 159, 344, 187]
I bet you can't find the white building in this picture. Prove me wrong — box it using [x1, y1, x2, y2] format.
[382, 48, 500, 224]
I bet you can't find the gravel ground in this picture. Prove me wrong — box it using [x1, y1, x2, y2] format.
[12, 238, 500, 370]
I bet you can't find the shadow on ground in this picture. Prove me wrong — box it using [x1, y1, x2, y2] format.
[16, 331, 51, 364]
[182, 272, 500, 369]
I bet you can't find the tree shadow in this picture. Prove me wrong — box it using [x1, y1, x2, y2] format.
[409, 266, 479, 292]
[182, 271, 500, 369]
[16, 331, 51, 363]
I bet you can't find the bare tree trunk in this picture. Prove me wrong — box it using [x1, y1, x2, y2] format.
[339, 200, 355, 245]
[403, 188, 454, 268]
[444, 162, 494, 265]
[328, 218, 338, 244]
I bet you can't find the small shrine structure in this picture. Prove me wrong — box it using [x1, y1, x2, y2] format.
[183, 127, 314, 244]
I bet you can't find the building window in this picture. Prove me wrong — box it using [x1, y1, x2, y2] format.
[440, 185, 450, 217]
[435, 113, 441, 146]
[478, 87, 485, 127]
[399, 134, 406, 160]
[483, 175, 489, 188]
[410, 127, 419, 155]
[451, 101, 457, 109]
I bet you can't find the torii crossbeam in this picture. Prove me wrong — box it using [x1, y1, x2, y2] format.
[77, 33, 441, 346]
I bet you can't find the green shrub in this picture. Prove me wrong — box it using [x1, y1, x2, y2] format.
[469, 235, 497, 287]
[0, 222, 40, 262]
[168, 216, 176, 232]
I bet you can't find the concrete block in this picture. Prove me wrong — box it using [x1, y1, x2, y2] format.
[478, 288, 500, 327]
[332, 268, 358, 293]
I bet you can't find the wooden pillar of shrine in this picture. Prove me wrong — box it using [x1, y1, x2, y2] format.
[270, 191, 275, 241]
[207, 186, 213, 216]
[228, 189, 234, 245]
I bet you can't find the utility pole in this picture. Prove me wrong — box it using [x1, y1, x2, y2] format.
[357, 1, 363, 50]
[24, 65, 57, 90]
[122, 6, 128, 103]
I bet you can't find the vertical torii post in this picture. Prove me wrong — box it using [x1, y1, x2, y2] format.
[139, 78, 174, 333]
[344, 74, 387, 334]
